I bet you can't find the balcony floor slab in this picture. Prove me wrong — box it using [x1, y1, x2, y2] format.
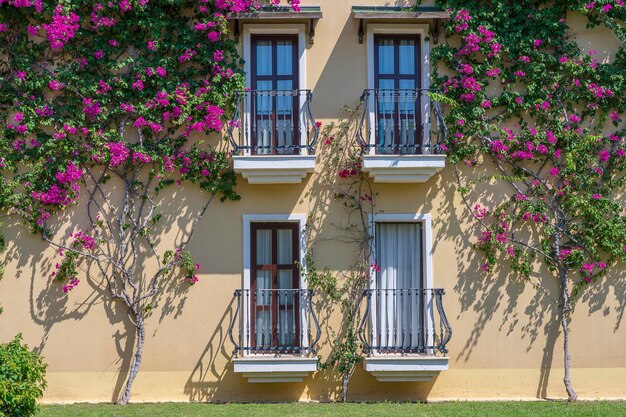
[363, 355, 449, 382]
[362, 154, 446, 183]
[233, 155, 316, 184]
[234, 356, 318, 383]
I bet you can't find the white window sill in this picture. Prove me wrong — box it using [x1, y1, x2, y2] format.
[363, 355, 449, 382]
[233, 355, 318, 383]
[233, 155, 316, 184]
[362, 154, 446, 183]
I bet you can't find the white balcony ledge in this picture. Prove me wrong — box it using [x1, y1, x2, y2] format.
[362, 154, 446, 183]
[363, 355, 449, 382]
[233, 155, 316, 184]
[233, 356, 318, 383]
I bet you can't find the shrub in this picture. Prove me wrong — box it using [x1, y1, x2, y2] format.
[0, 334, 47, 417]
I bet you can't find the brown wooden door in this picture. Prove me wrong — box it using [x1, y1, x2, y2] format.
[250, 222, 300, 352]
[250, 35, 300, 155]
[373, 34, 421, 154]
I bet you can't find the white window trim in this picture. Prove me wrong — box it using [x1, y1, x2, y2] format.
[242, 214, 308, 354]
[368, 213, 435, 352]
[365, 24, 431, 156]
[242, 24, 309, 155]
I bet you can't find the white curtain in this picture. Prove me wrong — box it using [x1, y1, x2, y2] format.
[376, 223, 422, 351]
[255, 229, 272, 347]
[277, 229, 295, 346]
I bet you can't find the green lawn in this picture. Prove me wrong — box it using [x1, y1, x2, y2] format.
[37, 401, 626, 417]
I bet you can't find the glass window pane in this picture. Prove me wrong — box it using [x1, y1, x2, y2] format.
[376, 223, 422, 290]
[278, 270, 294, 292]
[256, 229, 272, 265]
[255, 40, 272, 76]
[276, 81, 293, 112]
[378, 39, 395, 75]
[256, 270, 271, 305]
[375, 223, 423, 350]
[277, 41, 293, 76]
[398, 80, 416, 114]
[256, 310, 271, 347]
[399, 40, 416, 75]
[255, 81, 273, 114]
[278, 309, 295, 346]
[277, 229, 293, 264]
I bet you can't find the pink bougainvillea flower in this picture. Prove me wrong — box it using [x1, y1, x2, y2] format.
[42, 5, 80, 50]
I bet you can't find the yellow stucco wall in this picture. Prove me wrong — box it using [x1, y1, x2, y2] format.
[1, 0, 625, 403]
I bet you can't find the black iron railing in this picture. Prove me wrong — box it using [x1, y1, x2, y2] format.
[227, 89, 319, 155]
[357, 89, 447, 155]
[358, 288, 452, 355]
[228, 288, 321, 355]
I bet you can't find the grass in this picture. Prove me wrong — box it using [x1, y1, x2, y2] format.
[37, 401, 626, 417]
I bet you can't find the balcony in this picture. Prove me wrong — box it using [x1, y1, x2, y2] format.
[357, 89, 446, 183]
[228, 90, 320, 184]
[358, 288, 452, 382]
[228, 288, 321, 383]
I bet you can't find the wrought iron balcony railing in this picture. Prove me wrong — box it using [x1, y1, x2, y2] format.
[228, 289, 321, 355]
[227, 89, 320, 155]
[358, 288, 452, 355]
[357, 89, 447, 155]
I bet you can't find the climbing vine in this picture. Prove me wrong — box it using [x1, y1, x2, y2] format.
[0, 0, 299, 404]
[306, 106, 375, 402]
[432, 0, 626, 400]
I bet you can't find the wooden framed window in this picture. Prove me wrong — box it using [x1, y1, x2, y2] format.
[250, 222, 300, 351]
[373, 34, 422, 154]
[250, 35, 300, 155]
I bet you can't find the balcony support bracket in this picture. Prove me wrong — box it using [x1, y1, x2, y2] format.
[358, 18, 364, 43]
[233, 18, 240, 43]
[309, 18, 317, 44]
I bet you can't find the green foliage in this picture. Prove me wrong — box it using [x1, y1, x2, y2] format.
[0, 335, 47, 417]
[432, 0, 626, 294]
[34, 400, 626, 416]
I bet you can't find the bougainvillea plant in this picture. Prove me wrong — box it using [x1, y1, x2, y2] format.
[0, 0, 299, 404]
[432, 0, 626, 400]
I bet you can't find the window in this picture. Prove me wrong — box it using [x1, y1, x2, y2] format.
[250, 35, 300, 155]
[374, 222, 425, 352]
[232, 25, 317, 185]
[251, 222, 300, 351]
[358, 214, 442, 355]
[362, 25, 432, 158]
[374, 34, 421, 154]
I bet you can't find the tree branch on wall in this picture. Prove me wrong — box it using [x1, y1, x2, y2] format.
[432, 0, 626, 401]
[0, 0, 298, 404]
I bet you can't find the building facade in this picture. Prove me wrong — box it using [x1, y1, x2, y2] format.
[1, 0, 625, 403]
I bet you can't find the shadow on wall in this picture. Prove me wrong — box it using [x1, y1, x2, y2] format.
[431, 164, 561, 398]
[183, 291, 313, 402]
[0, 179, 224, 402]
[183, 296, 236, 402]
[433, 161, 626, 398]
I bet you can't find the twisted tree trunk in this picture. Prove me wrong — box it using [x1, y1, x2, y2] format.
[559, 267, 577, 402]
[341, 372, 349, 402]
[117, 317, 145, 405]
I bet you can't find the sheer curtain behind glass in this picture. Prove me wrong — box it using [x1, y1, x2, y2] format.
[277, 229, 295, 347]
[376, 37, 419, 154]
[253, 225, 297, 350]
[376, 223, 423, 351]
[255, 229, 272, 348]
[252, 37, 297, 155]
